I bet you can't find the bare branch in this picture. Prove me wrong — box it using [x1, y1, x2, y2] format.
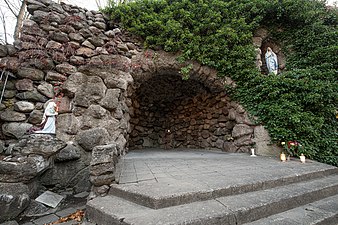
[95, 0, 102, 9]
[3, 0, 19, 16]
[0, 7, 8, 44]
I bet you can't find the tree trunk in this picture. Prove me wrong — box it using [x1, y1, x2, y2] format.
[14, 0, 27, 41]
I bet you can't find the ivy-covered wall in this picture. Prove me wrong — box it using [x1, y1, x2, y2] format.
[105, 0, 338, 166]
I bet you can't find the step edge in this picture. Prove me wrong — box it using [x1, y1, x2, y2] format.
[87, 186, 338, 225]
[233, 184, 338, 224]
[109, 169, 338, 209]
[243, 195, 338, 225]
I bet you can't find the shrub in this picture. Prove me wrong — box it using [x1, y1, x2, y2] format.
[105, 0, 337, 166]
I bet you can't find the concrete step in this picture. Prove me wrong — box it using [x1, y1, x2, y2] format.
[86, 174, 338, 225]
[244, 194, 338, 225]
[109, 166, 338, 209]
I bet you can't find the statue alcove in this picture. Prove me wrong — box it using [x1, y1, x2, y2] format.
[260, 39, 286, 75]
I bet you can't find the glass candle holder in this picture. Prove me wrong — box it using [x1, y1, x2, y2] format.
[280, 152, 286, 162]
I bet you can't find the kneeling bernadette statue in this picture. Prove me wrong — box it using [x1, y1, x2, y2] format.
[265, 47, 278, 75]
[34, 100, 58, 134]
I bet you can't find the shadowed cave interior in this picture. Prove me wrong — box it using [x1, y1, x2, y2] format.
[128, 72, 234, 150]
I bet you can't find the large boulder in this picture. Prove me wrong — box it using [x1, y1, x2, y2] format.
[12, 134, 66, 157]
[28, 110, 43, 124]
[0, 183, 30, 223]
[76, 127, 110, 151]
[91, 144, 117, 166]
[99, 88, 120, 110]
[17, 67, 44, 81]
[15, 79, 34, 91]
[62, 72, 85, 98]
[56, 63, 77, 75]
[0, 110, 26, 122]
[232, 124, 253, 138]
[45, 71, 67, 82]
[56, 114, 80, 136]
[80, 106, 120, 139]
[75, 47, 97, 58]
[39, 162, 91, 194]
[16, 90, 48, 102]
[2, 123, 32, 139]
[253, 125, 280, 156]
[40, 145, 91, 193]
[55, 144, 81, 162]
[73, 76, 107, 107]
[104, 72, 130, 91]
[14, 101, 35, 112]
[37, 82, 54, 99]
[0, 155, 51, 183]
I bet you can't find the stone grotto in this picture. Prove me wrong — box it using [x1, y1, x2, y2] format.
[0, 0, 280, 222]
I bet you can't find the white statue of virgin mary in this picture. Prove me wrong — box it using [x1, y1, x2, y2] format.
[265, 47, 278, 75]
[35, 100, 58, 134]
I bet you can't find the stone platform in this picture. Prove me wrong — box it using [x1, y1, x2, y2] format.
[86, 149, 338, 225]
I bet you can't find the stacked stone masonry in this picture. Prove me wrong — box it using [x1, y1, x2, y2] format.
[0, 0, 279, 221]
[0, 0, 133, 202]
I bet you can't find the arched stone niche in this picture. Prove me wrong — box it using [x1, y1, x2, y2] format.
[253, 27, 286, 74]
[127, 50, 260, 153]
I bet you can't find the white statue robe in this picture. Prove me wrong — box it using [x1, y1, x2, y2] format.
[265, 50, 278, 75]
[35, 102, 58, 134]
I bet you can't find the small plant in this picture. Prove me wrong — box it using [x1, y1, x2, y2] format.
[281, 141, 303, 157]
[3, 99, 14, 108]
[180, 64, 193, 80]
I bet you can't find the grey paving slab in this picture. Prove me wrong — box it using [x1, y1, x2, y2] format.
[136, 173, 155, 181]
[21, 222, 34, 225]
[74, 191, 89, 198]
[21, 222, 35, 225]
[119, 174, 138, 184]
[32, 214, 59, 225]
[87, 149, 338, 225]
[110, 149, 338, 208]
[35, 191, 64, 208]
[0, 221, 19, 225]
[55, 207, 77, 217]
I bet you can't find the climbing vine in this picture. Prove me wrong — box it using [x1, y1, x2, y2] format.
[105, 0, 338, 166]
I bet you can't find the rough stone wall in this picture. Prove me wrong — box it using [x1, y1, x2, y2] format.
[0, 0, 279, 201]
[0, 0, 134, 197]
[130, 91, 254, 152]
[0, 134, 67, 222]
[128, 52, 255, 152]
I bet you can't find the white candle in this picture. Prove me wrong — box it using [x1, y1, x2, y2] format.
[280, 152, 286, 162]
[300, 154, 306, 163]
[250, 148, 256, 157]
